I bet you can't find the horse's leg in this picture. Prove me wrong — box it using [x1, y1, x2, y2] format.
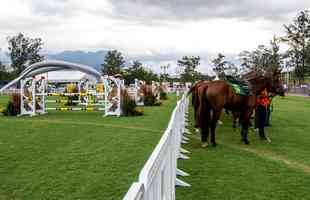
[194, 104, 200, 133]
[210, 110, 221, 147]
[201, 119, 209, 148]
[199, 104, 211, 147]
[240, 112, 250, 144]
[193, 89, 201, 133]
[197, 85, 212, 147]
[240, 125, 249, 144]
[194, 102, 199, 128]
[232, 112, 237, 129]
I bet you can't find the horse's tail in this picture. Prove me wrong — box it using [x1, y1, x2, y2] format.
[187, 80, 205, 97]
[187, 84, 196, 97]
[187, 81, 202, 106]
[193, 87, 199, 127]
[197, 85, 209, 129]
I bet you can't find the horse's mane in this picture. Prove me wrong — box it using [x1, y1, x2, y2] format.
[242, 70, 273, 82]
[240, 70, 275, 95]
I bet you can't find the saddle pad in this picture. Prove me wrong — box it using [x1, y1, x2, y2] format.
[226, 76, 250, 96]
[230, 83, 249, 96]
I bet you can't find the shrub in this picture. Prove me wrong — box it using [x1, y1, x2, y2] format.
[144, 94, 162, 106]
[160, 92, 168, 100]
[122, 90, 143, 116]
[153, 101, 162, 106]
[0, 106, 4, 113]
[144, 94, 156, 106]
[2, 93, 21, 116]
[122, 97, 143, 116]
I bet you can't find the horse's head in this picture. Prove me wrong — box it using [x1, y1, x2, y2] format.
[269, 70, 285, 96]
[245, 70, 285, 96]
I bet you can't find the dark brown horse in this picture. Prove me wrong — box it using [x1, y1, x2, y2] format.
[196, 71, 284, 147]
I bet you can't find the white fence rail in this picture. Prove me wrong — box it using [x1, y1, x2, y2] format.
[0, 88, 19, 95]
[123, 94, 191, 200]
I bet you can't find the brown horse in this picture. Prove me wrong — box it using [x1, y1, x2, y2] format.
[196, 71, 284, 147]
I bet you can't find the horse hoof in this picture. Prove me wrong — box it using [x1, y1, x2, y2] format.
[212, 142, 217, 147]
[201, 142, 209, 148]
[195, 128, 199, 133]
[218, 120, 223, 125]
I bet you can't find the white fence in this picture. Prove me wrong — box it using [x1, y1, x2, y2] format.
[123, 94, 191, 200]
[0, 88, 19, 95]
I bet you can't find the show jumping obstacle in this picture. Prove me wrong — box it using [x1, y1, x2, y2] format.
[127, 79, 145, 106]
[19, 74, 123, 117]
[44, 78, 106, 112]
[0, 60, 124, 117]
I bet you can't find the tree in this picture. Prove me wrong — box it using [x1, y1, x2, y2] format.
[283, 10, 310, 83]
[122, 60, 143, 84]
[0, 61, 6, 80]
[212, 53, 228, 79]
[177, 56, 200, 83]
[251, 45, 272, 72]
[269, 36, 283, 72]
[160, 64, 170, 81]
[238, 50, 252, 73]
[212, 53, 240, 79]
[306, 44, 310, 74]
[238, 39, 282, 74]
[193, 71, 214, 81]
[101, 50, 125, 75]
[225, 62, 240, 78]
[122, 60, 159, 84]
[143, 68, 159, 84]
[7, 33, 44, 76]
[0, 61, 13, 82]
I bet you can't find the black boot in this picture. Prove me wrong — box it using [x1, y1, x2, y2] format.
[259, 128, 267, 140]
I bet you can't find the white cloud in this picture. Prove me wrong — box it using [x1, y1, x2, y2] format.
[0, 0, 309, 74]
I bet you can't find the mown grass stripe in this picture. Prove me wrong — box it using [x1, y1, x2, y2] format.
[14, 118, 165, 134]
[189, 132, 310, 175]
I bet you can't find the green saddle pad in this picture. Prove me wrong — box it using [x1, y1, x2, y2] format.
[226, 76, 250, 96]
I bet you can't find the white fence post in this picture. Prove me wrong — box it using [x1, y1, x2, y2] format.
[122, 94, 191, 200]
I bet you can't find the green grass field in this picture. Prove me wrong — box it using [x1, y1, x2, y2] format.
[0, 95, 9, 108]
[0, 95, 177, 200]
[176, 96, 310, 200]
[1, 95, 309, 200]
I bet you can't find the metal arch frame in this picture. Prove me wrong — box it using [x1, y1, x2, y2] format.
[0, 60, 102, 93]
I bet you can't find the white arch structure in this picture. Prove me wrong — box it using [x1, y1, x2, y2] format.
[0, 60, 123, 116]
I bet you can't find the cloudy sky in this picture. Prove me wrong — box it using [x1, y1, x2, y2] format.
[0, 0, 309, 74]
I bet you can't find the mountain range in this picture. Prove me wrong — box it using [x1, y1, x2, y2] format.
[47, 50, 108, 70]
[0, 48, 10, 64]
[0, 50, 109, 70]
